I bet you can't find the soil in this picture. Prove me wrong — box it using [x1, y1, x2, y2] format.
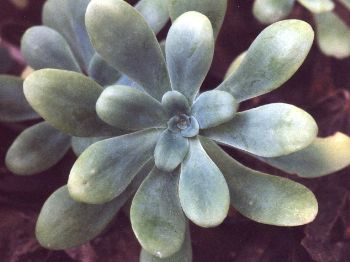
[1, 0, 350, 261]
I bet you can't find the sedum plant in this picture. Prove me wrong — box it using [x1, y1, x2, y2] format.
[1, 0, 169, 175]
[22, 0, 330, 260]
[253, 0, 350, 59]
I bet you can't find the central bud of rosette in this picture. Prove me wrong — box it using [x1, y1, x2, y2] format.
[167, 113, 199, 138]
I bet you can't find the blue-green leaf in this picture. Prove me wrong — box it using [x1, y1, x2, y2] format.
[201, 138, 318, 226]
[191, 90, 238, 129]
[23, 69, 119, 137]
[135, 0, 169, 35]
[179, 138, 229, 227]
[71, 136, 108, 156]
[168, 0, 227, 39]
[261, 132, 350, 178]
[68, 129, 163, 204]
[202, 103, 318, 157]
[140, 225, 192, 262]
[96, 85, 168, 130]
[88, 53, 121, 87]
[42, 0, 94, 69]
[161, 91, 190, 117]
[5, 122, 71, 175]
[0, 75, 39, 122]
[154, 130, 189, 172]
[86, 0, 170, 101]
[217, 20, 314, 102]
[21, 26, 81, 72]
[166, 11, 214, 103]
[253, 0, 295, 24]
[131, 167, 186, 258]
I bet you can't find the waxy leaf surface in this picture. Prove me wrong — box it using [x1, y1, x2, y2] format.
[202, 138, 318, 226]
[203, 103, 318, 157]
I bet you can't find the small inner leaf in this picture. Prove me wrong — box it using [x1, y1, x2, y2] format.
[96, 85, 168, 130]
[191, 90, 238, 129]
[154, 129, 189, 172]
[161, 91, 190, 117]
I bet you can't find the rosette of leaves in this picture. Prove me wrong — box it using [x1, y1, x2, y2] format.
[22, 0, 323, 259]
[1, 0, 169, 175]
[252, 0, 350, 59]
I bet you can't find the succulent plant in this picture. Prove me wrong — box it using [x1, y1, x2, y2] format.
[252, 0, 350, 59]
[21, 0, 330, 259]
[1, 0, 169, 175]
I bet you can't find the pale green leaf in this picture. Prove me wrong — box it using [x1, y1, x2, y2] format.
[179, 138, 229, 227]
[135, 0, 169, 34]
[23, 69, 119, 137]
[21, 26, 81, 72]
[0, 75, 39, 122]
[191, 90, 238, 129]
[314, 11, 350, 59]
[36, 162, 152, 250]
[339, 0, 350, 9]
[201, 137, 318, 226]
[5, 122, 71, 175]
[297, 0, 334, 13]
[42, 0, 94, 69]
[168, 0, 227, 39]
[166, 11, 214, 103]
[68, 129, 163, 204]
[217, 20, 314, 102]
[86, 0, 170, 101]
[261, 132, 350, 178]
[253, 0, 295, 24]
[97, 85, 168, 130]
[202, 103, 318, 157]
[154, 130, 189, 172]
[140, 225, 192, 262]
[224, 51, 247, 80]
[161, 91, 190, 117]
[131, 167, 186, 258]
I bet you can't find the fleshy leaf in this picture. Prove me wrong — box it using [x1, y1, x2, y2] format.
[36, 161, 152, 250]
[154, 129, 189, 172]
[0, 75, 39, 122]
[314, 11, 350, 59]
[131, 167, 186, 258]
[297, 0, 334, 13]
[140, 225, 192, 262]
[68, 129, 163, 204]
[21, 26, 81, 72]
[23, 69, 119, 137]
[217, 20, 314, 102]
[339, 0, 350, 9]
[5, 122, 71, 175]
[161, 91, 190, 117]
[180, 116, 199, 138]
[96, 85, 168, 130]
[166, 11, 214, 103]
[88, 53, 121, 87]
[168, 0, 227, 39]
[260, 132, 350, 178]
[253, 0, 295, 24]
[191, 90, 238, 129]
[42, 0, 94, 69]
[71, 136, 108, 156]
[201, 137, 318, 226]
[224, 51, 247, 80]
[135, 0, 169, 34]
[86, 0, 170, 101]
[179, 138, 229, 227]
[202, 103, 318, 157]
